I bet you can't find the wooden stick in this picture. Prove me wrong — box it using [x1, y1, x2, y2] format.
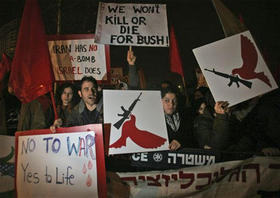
[50, 90, 58, 120]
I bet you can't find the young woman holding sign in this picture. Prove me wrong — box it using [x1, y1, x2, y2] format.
[49, 82, 79, 131]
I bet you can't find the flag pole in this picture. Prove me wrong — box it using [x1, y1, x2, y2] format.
[56, 0, 62, 35]
[51, 0, 62, 120]
[50, 91, 58, 120]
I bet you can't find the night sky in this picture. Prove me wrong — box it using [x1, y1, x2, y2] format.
[1, 0, 280, 90]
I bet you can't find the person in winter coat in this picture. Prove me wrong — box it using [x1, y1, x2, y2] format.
[161, 86, 195, 150]
[193, 97, 233, 150]
[49, 82, 79, 130]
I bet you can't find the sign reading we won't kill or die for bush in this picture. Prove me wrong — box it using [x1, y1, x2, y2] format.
[95, 3, 169, 47]
[15, 125, 106, 198]
[47, 34, 110, 82]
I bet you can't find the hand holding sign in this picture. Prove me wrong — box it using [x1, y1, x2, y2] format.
[214, 101, 229, 114]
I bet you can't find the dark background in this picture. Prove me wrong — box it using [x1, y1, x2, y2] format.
[1, 0, 280, 90]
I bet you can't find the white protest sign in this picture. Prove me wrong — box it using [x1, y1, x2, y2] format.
[103, 90, 169, 155]
[16, 131, 99, 198]
[118, 156, 280, 198]
[193, 31, 278, 106]
[48, 35, 109, 81]
[95, 3, 169, 47]
[0, 135, 15, 193]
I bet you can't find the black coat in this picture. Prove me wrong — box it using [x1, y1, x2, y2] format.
[193, 108, 233, 150]
[228, 89, 280, 152]
[166, 110, 197, 148]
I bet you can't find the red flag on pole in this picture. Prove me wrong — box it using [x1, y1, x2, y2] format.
[9, 0, 54, 104]
[0, 53, 11, 90]
[169, 26, 184, 79]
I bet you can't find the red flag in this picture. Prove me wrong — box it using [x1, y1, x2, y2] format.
[0, 53, 11, 90]
[169, 26, 184, 79]
[9, 0, 54, 104]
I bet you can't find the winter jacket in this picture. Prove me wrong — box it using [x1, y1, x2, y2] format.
[166, 110, 196, 148]
[65, 98, 103, 127]
[193, 108, 232, 150]
[228, 89, 280, 152]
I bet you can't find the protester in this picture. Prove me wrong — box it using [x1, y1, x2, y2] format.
[115, 79, 128, 90]
[17, 93, 52, 131]
[160, 80, 173, 89]
[192, 86, 210, 100]
[195, 67, 208, 88]
[193, 97, 234, 150]
[49, 82, 79, 131]
[3, 84, 21, 135]
[52, 76, 103, 127]
[161, 86, 195, 150]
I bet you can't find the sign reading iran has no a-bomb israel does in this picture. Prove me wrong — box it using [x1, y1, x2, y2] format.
[95, 3, 169, 47]
[47, 34, 110, 82]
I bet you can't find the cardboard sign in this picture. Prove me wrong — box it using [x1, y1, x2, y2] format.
[15, 124, 106, 198]
[47, 34, 111, 83]
[103, 90, 169, 155]
[193, 31, 278, 106]
[95, 3, 169, 47]
[0, 135, 15, 193]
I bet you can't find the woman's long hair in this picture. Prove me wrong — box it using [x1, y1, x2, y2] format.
[55, 82, 79, 114]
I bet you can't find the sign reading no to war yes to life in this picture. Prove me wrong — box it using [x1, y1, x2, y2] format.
[95, 3, 169, 47]
[193, 31, 278, 107]
[103, 90, 169, 155]
[48, 38, 107, 81]
[16, 132, 98, 198]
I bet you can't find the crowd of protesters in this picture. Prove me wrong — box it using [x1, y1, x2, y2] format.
[1, 49, 280, 157]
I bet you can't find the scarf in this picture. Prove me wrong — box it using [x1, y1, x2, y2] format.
[165, 112, 180, 132]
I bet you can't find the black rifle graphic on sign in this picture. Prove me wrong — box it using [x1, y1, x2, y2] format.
[204, 68, 252, 89]
[113, 92, 142, 129]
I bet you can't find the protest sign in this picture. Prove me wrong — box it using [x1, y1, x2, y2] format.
[15, 124, 106, 197]
[47, 34, 110, 83]
[103, 90, 169, 155]
[129, 149, 219, 171]
[118, 156, 280, 198]
[0, 135, 15, 194]
[95, 3, 169, 47]
[193, 31, 278, 106]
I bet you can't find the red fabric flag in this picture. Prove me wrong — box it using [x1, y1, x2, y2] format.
[169, 26, 184, 79]
[9, 0, 54, 104]
[0, 53, 11, 90]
